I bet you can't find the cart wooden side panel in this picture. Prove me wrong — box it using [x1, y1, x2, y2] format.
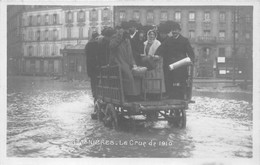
[96, 65, 125, 105]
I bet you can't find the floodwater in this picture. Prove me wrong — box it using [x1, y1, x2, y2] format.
[7, 76, 252, 158]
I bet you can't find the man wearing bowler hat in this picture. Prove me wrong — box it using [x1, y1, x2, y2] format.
[156, 21, 195, 100]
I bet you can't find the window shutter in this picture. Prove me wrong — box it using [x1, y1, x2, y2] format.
[50, 45, 53, 55]
[41, 31, 44, 41]
[50, 15, 53, 25]
[50, 30, 53, 40]
[57, 30, 59, 40]
[65, 12, 68, 23]
[77, 11, 79, 22]
[34, 46, 37, 56]
[56, 14, 59, 24]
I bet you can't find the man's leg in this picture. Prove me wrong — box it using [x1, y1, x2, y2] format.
[90, 76, 97, 99]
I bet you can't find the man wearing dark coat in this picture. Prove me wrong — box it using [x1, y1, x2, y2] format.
[156, 21, 195, 99]
[85, 32, 99, 99]
[97, 27, 116, 67]
[109, 21, 141, 100]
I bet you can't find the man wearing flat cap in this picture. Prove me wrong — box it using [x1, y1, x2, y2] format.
[156, 21, 195, 100]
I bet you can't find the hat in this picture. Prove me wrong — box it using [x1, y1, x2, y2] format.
[160, 21, 181, 32]
[171, 21, 181, 31]
[158, 22, 171, 33]
[121, 21, 130, 30]
[101, 27, 116, 37]
[128, 20, 138, 28]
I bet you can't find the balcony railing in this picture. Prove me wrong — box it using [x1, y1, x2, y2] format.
[197, 36, 216, 43]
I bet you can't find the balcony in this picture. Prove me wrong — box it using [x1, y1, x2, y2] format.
[201, 22, 212, 30]
[197, 36, 216, 44]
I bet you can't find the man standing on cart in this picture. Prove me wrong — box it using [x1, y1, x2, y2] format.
[156, 21, 195, 100]
[85, 31, 99, 100]
[109, 21, 141, 101]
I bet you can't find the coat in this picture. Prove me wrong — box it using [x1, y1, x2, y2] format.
[143, 39, 166, 93]
[85, 39, 99, 78]
[130, 31, 144, 66]
[156, 34, 195, 98]
[97, 36, 110, 67]
[156, 34, 195, 82]
[109, 30, 140, 96]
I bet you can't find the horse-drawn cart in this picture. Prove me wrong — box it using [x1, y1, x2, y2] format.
[91, 65, 194, 131]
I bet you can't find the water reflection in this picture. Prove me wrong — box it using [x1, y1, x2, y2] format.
[7, 76, 252, 158]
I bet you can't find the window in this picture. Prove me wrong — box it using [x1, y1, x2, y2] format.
[69, 61, 75, 72]
[37, 15, 41, 25]
[119, 10, 126, 21]
[79, 27, 83, 38]
[37, 45, 41, 56]
[53, 14, 58, 24]
[67, 11, 73, 23]
[53, 29, 58, 40]
[90, 9, 98, 21]
[29, 30, 34, 41]
[175, 11, 181, 22]
[203, 47, 210, 58]
[78, 10, 85, 22]
[53, 45, 58, 56]
[219, 30, 226, 40]
[29, 15, 33, 25]
[219, 12, 226, 23]
[45, 45, 50, 56]
[45, 14, 49, 25]
[189, 30, 195, 39]
[234, 31, 238, 40]
[102, 8, 110, 21]
[45, 30, 49, 40]
[160, 11, 168, 22]
[37, 30, 41, 41]
[219, 48, 226, 57]
[245, 32, 251, 40]
[51, 45, 55, 56]
[245, 14, 251, 23]
[28, 46, 33, 56]
[203, 30, 211, 37]
[204, 12, 211, 22]
[41, 31, 45, 41]
[22, 31, 26, 41]
[189, 12, 195, 22]
[67, 27, 71, 38]
[147, 11, 154, 24]
[233, 11, 239, 23]
[133, 10, 140, 21]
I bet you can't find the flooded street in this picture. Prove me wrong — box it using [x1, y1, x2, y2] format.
[7, 76, 252, 158]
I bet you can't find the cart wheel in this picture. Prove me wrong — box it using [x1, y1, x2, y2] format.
[104, 104, 119, 130]
[168, 109, 186, 129]
[94, 100, 104, 122]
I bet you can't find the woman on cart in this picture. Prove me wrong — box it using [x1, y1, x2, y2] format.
[141, 29, 166, 99]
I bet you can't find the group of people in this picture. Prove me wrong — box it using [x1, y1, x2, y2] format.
[85, 20, 195, 102]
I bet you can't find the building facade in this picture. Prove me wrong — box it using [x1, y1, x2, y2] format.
[8, 5, 252, 79]
[114, 6, 253, 78]
[7, 6, 25, 75]
[18, 5, 113, 76]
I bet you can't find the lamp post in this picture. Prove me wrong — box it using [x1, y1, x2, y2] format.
[232, 7, 237, 85]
